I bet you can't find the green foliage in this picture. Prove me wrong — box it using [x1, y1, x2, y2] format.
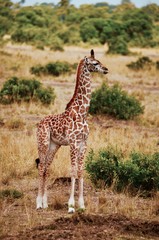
[127, 56, 153, 70]
[36, 87, 55, 105]
[89, 83, 144, 120]
[0, 189, 23, 199]
[85, 148, 121, 187]
[108, 36, 129, 55]
[31, 61, 72, 76]
[80, 20, 98, 42]
[0, 77, 56, 105]
[0, 1, 159, 51]
[30, 65, 46, 76]
[142, 4, 159, 22]
[122, 10, 153, 47]
[49, 36, 64, 51]
[46, 61, 70, 76]
[0, 0, 13, 37]
[11, 26, 48, 44]
[85, 148, 159, 196]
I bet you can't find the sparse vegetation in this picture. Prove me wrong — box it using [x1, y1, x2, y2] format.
[0, 189, 23, 199]
[127, 56, 154, 70]
[89, 83, 144, 120]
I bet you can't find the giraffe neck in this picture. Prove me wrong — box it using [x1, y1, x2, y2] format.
[65, 59, 91, 116]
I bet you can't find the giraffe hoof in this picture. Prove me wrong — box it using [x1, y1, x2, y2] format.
[68, 207, 75, 213]
[43, 204, 48, 209]
[36, 196, 43, 209]
[77, 208, 85, 213]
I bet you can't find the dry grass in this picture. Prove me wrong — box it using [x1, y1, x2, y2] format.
[86, 189, 159, 221]
[0, 44, 159, 237]
[0, 131, 37, 185]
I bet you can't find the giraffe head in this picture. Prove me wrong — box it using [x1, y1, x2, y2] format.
[84, 49, 108, 74]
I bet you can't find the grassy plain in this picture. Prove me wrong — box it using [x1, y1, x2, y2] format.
[0, 43, 159, 239]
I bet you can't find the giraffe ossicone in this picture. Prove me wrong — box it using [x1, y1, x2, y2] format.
[36, 49, 108, 213]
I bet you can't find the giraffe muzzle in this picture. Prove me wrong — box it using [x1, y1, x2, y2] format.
[103, 67, 109, 74]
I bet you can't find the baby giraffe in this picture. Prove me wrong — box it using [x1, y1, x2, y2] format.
[36, 49, 108, 213]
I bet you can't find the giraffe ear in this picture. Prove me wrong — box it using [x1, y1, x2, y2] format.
[84, 56, 89, 63]
[90, 49, 94, 59]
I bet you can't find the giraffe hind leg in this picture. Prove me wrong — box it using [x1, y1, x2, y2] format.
[36, 141, 60, 209]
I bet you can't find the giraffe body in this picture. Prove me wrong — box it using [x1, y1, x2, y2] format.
[36, 50, 108, 212]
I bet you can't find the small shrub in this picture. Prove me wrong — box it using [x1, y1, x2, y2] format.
[30, 65, 46, 76]
[36, 44, 44, 50]
[0, 189, 23, 199]
[30, 61, 71, 76]
[128, 152, 159, 194]
[0, 77, 56, 105]
[85, 149, 159, 196]
[45, 61, 71, 76]
[89, 83, 144, 120]
[36, 87, 55, 105]
[127, 56, 153, 70]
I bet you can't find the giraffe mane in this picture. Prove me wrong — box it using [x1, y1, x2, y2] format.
[65, 59, 84, 110]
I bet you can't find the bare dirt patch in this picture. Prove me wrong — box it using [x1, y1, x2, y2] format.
[2, 213, 159, 240]
[1, 179, 159, 240]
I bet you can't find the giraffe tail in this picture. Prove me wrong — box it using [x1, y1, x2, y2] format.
[35, 158, 40, 168]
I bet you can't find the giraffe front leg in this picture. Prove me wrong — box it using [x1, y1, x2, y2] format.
[77, 142, 87, 211]
[68, 177, 76, 213]
[68, 144, 78, 213]
[78, 177, 85, 210]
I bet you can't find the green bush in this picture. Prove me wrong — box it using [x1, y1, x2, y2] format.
[36, 87, 55, 104]
[85, 148, 121, 187]
[85, 148, 159, 196]
[0, 77, 56, 105]
[89, 83, 144, 120]
[31, 61, 72, 76]
[45, 61, 70, 76]
[127, 56, 153, 70]
[30, 65, 46, 76]
[108, 36, 129, 55]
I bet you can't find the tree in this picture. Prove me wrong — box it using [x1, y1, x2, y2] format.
[123, 10, 153, 46]
[121, 0, 131, 4]
[20, 0, 25, 4]
[80, 20, 98, 42]
[142, 4, 159, 22]
[59, 0, 70, 7]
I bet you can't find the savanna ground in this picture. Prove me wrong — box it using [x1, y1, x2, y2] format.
[0, 43, 159, 239]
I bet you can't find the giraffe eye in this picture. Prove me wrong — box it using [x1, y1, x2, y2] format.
[93, 62, 98, 66]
